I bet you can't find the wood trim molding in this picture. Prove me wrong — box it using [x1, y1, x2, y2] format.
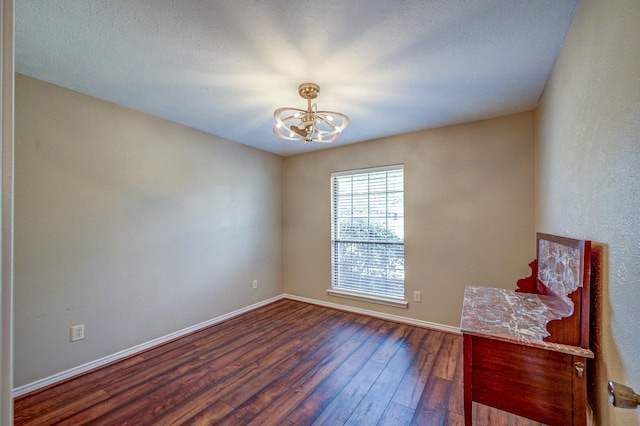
[284, 294, 460, 335]
[326, 288, 408, 308]
[13, 292, 461, 397]
[12, 295, 286, 398]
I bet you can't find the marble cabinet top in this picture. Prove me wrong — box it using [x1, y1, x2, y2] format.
[460, 286, 594, 358]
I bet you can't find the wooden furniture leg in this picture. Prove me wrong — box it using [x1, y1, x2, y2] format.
[463, 334, 473, 426]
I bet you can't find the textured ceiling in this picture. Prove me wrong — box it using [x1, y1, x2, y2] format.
[16, 0, 579, 156]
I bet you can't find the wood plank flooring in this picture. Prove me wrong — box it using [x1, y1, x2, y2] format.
[14, 299, 544, 425]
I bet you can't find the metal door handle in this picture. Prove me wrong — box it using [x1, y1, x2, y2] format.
[608, 381, 640, 409]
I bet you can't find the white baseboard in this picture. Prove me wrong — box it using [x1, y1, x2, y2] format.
[14, 293, 460, 397]
[283, 294, 461, 335]
[12, 295, 285, 398]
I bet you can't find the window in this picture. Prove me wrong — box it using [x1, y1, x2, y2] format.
[330, 165, 404, 303]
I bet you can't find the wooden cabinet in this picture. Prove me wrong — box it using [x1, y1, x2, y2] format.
[463, 334, 589, 425]
[461, 233, 593, 426]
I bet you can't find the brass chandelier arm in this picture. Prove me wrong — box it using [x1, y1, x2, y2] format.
[316, 111, 349, 131]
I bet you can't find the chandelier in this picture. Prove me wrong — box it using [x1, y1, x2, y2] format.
[273, 83, 349, 144]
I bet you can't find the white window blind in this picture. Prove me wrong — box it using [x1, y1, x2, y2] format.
[331, 165, 404, 299]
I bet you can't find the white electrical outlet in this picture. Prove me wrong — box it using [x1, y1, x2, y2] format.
[70, 324, 85, 342]
[413, 291, 421, 302]
[252, 280, 258, 289]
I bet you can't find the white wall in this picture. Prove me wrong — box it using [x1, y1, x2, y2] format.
[283, 112, 535, 328]
[14, 74, 283, 387]
[536, 0, 640, 424]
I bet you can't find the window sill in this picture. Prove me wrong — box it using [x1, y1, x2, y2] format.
[326, 288, 408, 309]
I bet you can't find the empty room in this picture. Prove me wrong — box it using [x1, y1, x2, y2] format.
[2, 0, 639, 425]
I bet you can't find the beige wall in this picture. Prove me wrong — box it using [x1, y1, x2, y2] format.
[14, 74, 283, 387]
[536, 0, 640, 424]
[283, 112, 535, 327]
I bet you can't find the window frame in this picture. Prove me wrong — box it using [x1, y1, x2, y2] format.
[328, 164, 407, 308]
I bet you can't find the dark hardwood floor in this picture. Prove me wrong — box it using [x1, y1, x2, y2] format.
[15, 299, 543, 425]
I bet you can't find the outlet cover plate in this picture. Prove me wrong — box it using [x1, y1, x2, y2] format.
[71, 324, 85, 342]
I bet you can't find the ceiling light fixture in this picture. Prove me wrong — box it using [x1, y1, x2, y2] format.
[273, 83, 349, 144]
